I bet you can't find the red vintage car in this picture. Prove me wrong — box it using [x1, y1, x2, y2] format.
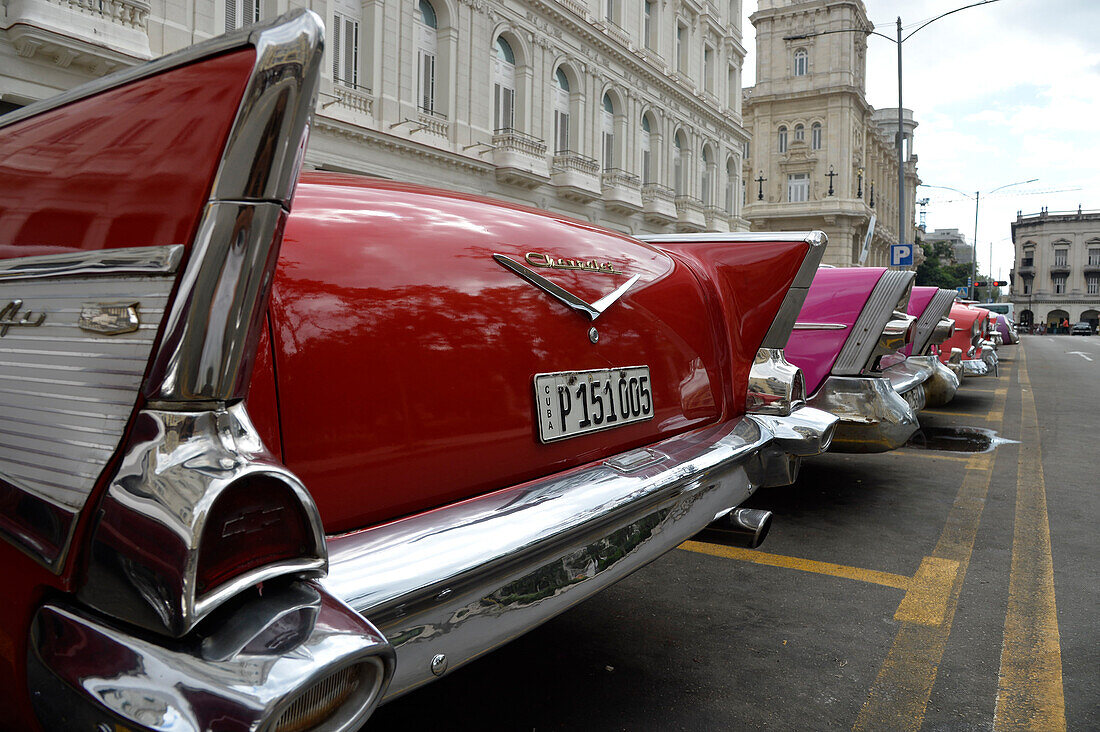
[0, 11, 837, 730]
[938, 303, 999, 377]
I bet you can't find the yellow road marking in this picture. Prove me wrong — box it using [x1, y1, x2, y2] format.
[679, 541, 912, 590]
[852, 451, 995, 731]
[891, 449, 975, 463]
[986, 387, 1008, 424]
[917, 408, 964, 417]
[994, 348, 1066, 731]
[894, 557, 960, 627]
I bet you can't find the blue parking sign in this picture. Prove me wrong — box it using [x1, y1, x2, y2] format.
[890, 243, 913, 267]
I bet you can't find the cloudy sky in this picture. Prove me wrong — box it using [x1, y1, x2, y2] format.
[741, 0, 1100, 280]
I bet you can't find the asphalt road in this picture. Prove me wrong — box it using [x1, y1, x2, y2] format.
[367, 337, 1097, 731]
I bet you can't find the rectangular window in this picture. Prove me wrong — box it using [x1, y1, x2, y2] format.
[787, 173, 809, 203]
[677, 24, 686, 72]
[419, 51, 436, 113]
[1054, 249, 1068, 267]
[606, 0, 615, 22]
[554, 111, 569, 153]
[225, 0, 260, 31]
[603, 131, 615, 170]
[332, 14, 359, 88]
[1053, 275, 1066, 294]
[1089, 248, 1100, 266]
[642, 150, 652, 184]
[1088, 275, 1099, 295]
[704, 46, 714, 93]
[811, 124, 822, 150]
[1022, 278, 1032, 295]
[494, 84, 515, 132]
[644, 2, 654, 49]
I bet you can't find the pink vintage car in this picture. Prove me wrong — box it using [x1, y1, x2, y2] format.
[881, 286, 959, 407]
[0, 12, 839, 730]
[782, 267, 922, 452]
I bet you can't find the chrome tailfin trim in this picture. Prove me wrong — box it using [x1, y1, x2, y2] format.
[832, 270, 915, 375]
[911, 288, 959, 355]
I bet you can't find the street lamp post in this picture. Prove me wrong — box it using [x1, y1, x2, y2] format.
[921, 179, 1038, 299]
[783, 1, 1002, 268]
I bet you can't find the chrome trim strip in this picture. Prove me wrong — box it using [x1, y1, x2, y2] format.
[325, 417, 776, 698]
[758, 231, 828, 349]
[793, 322, 848, 330]
[0, 245, 183, 280]
[638, 231, 827, 245]
[141, 9, 324, 402]
[808, 375, 918, 453]
[910, 288, 958, 355]
[79, 404, 327, 637]
[29, 584, 395, 732]
[832, 270, 916, 375]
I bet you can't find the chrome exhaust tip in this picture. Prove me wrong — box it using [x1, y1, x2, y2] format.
[702, 508, 773, 549]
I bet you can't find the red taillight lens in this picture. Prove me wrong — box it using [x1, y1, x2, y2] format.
[196, 476, 313, 595]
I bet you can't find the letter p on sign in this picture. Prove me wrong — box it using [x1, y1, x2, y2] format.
[890, 243, 913, 267]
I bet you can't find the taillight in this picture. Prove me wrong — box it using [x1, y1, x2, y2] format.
[197, 475, 314, 596]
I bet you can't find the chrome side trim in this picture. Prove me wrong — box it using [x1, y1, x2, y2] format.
[79, 404, 327, 637]
[746, 347, 805, 416]
[0, 260, 178, 570]
[793, 322, 848, 330]
[832, 270, 916, 375]
[0, 245, 183, 280]
[910, 288, 959, 355]
[143, 9, 324, 403]
[492, 253, 640, 322]
[29, 584, 395, 732]
[759, 231, 828, 349]
[638, 231, 827, 245]
[808, 375, 918, 453]
[324, 417, 775, 699]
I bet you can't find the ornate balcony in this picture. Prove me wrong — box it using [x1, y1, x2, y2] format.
[491, 129, 549, 188]
[600, 168, 642, 214]
[551, 151, 601, 202]
[1049, 263, 1071, 275]
[556, 0, 590, 19]
[6, 0, 152, 72]
[674, 196, 707, 232]
[416, 108, 449, 138]
[596, 19, 632, 48]
[703, 205, 730, 233]
[641, 184, 677, 225]
[331, 81, 373, 117]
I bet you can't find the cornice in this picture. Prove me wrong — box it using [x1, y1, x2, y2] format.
[313, 118, 494, 175]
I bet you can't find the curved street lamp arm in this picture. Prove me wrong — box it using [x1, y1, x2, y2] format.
[903, 0, 1003, 42]
[919, 183, 974, 199]
[989, 178, 1039, 194]
[783, 28, 895, 43]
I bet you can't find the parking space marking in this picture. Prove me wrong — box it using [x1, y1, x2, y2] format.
[986, 387, 1008, 424]
[993, 349, 1066, 731]
[893, 557, 960, 627]
[679, 541, 912, 590]
[852, 451, 995, 732]
[892, 450, 974, 463]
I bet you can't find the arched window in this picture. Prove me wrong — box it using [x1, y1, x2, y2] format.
[493, 36, 516, 132]
[793, 48, 808, 76]
[554, 67, 571, 153]
[778, 126, 788, 154]
[641, 114, 654, 184]
[416, 1, 438, 113]
[794, 124, 804, 142]
[673, 132, 685, 196]
[811, 122, 822, 150]
[601, 93, 616, 170]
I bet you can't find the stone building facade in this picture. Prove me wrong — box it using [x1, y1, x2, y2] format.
[1, 0, 752, 236]
[1010, 208, 1100, 331]
[741, 0, 920, 267]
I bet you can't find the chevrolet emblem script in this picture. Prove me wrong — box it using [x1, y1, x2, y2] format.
[493, 254, 640, 321]
[79, 302, 140, 335]
[0, 299, 46, 337]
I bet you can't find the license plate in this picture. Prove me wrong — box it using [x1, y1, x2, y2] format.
[534, 366, 653, 443]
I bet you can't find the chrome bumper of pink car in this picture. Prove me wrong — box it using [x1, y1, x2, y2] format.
[323, 407, 836, 701]
[808, 375, 919, 453]
[909, 355, 960, 407]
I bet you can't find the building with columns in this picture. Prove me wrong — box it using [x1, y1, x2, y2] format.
[1, 0, 752, 236]
[741, 0, 921, 267]
[1010, 208, 1100, 332]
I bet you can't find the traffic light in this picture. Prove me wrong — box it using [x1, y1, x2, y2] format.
[973, 281, 987, 287]
[993, 280, 1008, 287]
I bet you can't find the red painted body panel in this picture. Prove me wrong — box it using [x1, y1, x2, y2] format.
[938, 304, 986, 362]
[0, 49, 255, 260]
[269, 174, 807, 532]
[785, 268, 885, 396]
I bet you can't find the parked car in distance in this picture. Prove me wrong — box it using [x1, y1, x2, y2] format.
[940, 303, 998, 377]
[1071, 321, 1093, 335]
[890, 286, 960, 407]
[0, 12, 838, 731]
[782, 266, 922, 453]
[995, 313, 1020, 344]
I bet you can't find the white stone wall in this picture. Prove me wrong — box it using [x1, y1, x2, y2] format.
[1, 0, 750, 236]
[1010, 210, 1100, 327]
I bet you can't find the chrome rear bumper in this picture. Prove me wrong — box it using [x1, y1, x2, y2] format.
[913, 356, 960, 407]
[324, 408, 836, 701]
[963, 346, 999, 377]
[808, 375, 918, 453]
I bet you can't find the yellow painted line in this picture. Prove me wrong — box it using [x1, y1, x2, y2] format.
[894, 556, 960, 627]
[994, 348, 1066, 731]
[891, 449, 975, 463]
[852, 450, 996, 731]
[985, 386, 1008, 424]
[917, 408, 964, 417]
[679, 541, 912, 591]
